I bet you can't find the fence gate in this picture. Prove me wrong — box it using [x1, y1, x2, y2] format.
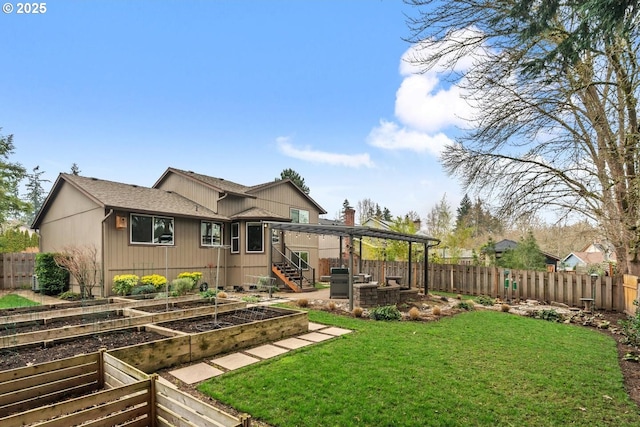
[0, 253, 36, 290]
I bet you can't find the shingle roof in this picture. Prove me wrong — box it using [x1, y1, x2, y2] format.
[156, 168, 327, 214]
[155, 168, 253, 197]
[35, 174, 227, 225]
[230, 207, 289, 221]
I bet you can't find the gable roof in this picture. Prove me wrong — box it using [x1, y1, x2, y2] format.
[154, 167, 253, 197]
[494, 239, 518, 252]
[154, 167, 327, 214]
[562, 251, 616, 265]
[362, 217, 393, 230]
[230, 207, 289, 221]
[247, 179, 327, 214]
[32, 174, 226, 228]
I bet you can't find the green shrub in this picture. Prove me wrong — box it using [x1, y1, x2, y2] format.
[132, 284, 157, 295]
[369, 305, 402, 321]
[475, 295, 495, 306]
[59, 291, 81, 301]
[456, 301, 475, 311]
[200, 289, 218, 298]
[620, 301, 640, 346]
[35, 253, 70, 296]
[242, 295, 260, 303]
[140, 274, 167, 290]
[171, 277, 195, 296]
[534, 309, 562, 322]
[112, 274, 139, 296]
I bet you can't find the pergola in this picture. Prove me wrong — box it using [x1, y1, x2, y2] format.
[264, 221, 441, 309]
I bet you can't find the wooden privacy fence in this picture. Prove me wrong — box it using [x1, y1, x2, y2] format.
[0, 252, 36, 290]
[429, 264, 622, 311]
[0, 350, 249, 427]
[321, 258, 629, 311]
[623, 274, 639, 316]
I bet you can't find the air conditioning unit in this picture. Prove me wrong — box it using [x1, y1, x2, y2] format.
[115, 215, 127, 229]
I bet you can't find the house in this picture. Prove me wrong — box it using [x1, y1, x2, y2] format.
[561, 241, 617, 273]
[318, 217, 344, 259]
[32, 168, 327, 296]
[488, 239, 560, 270]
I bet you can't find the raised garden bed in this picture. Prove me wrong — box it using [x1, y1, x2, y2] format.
[0, 310, 122, 336]
[0, 327, 168, 371]
[134, 298, 237, 313]
[111, 307, 308, 373]
[159, 306, 290, 333]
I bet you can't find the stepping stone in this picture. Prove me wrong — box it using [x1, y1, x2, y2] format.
[212, 353, 260, 371]
[307, 322, 326, 331]
[319, 327, 352, 336]
[245, 344, 289, 359]
[297, 332, 334, 343]
[169, 362, 223, 384]
[273, 337, 314, 349]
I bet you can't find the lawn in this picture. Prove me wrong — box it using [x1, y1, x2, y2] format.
[199, 309, 640, 426]
[0, 293, 40, 309]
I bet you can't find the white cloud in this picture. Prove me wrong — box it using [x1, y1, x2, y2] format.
[394, 74, 470, 133]
[276, 137, 375, 168]
[368, 27, 486, 154]
[367, 120, 453, 156]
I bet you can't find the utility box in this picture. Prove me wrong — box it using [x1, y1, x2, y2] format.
[330, 267, 349, 299]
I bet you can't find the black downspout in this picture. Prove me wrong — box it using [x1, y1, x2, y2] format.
[408, 241, 412, 289]
[424, 243, 429, 295]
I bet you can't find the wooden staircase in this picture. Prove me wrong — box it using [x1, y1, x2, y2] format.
[272, 263, 315, 293]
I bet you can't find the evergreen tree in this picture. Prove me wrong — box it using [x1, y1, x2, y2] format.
[455, 194, 472, 229]
[23, 165, 49, 225]
[0, 130, 29, 226]
[497, 232, 546, 271]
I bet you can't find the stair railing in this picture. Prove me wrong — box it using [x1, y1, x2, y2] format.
[272, 246, 315, 290]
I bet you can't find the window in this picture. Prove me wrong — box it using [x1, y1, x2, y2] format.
[231, 223, 239, 253]
[290, 208, 309, 224]
[271, 229, 280, 245]
[131, 214, 174, 245]
[246, 222, 263, 253]
[201, 221, 222, 246]
[292, 251, 309, 270]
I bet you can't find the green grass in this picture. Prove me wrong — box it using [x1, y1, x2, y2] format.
[199, 310, 640, 426]
[0, 294, 40, 309]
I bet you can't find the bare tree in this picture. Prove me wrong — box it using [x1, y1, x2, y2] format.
[407, 0, 640, 275]
[54, 245, 101, 298]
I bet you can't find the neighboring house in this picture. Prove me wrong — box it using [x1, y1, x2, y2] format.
[318, 217, 344, 259]
[356, 216, 424, 261]
[561, 241, 617, 273]
[490, 239, 560, 270]
[32, 168, 326, 296]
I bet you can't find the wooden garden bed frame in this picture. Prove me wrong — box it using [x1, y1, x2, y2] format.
[0, 350, 249, 426]
[0, 298, 246, 348]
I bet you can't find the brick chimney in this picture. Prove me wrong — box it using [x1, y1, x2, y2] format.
[344, 207, 355, 226]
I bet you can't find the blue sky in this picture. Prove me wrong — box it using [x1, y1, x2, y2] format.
[1, 0, 467, 222]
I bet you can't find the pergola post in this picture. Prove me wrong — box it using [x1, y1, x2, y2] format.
[348, 233, 355, 311]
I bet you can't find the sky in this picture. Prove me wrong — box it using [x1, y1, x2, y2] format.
[1, 0, 468, 223]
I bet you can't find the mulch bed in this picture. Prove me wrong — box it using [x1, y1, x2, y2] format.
[158, 307, 288, 333]
[0, 329, 165, 371]
[0, 311, 121, 336]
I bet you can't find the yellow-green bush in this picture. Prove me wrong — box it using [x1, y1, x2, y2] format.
[140, 274, 167, 290]
[112, 274, 139, 296]
[177, 271, 203, 286]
